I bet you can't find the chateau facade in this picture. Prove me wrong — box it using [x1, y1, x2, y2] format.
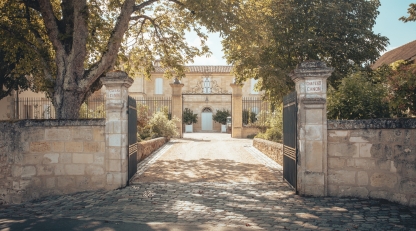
[0, 65, 261, 133]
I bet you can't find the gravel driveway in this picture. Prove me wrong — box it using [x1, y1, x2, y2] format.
[131, 133, 279, 183]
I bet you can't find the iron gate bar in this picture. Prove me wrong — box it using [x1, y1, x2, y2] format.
[127, 96, 138, 185]
[282, 91, 297, 192]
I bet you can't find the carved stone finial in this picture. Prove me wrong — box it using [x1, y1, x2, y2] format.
[173, 77, 181, 84]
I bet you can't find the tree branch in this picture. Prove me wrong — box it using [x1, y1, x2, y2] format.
[20, 0, 41, 12]
[71, 0, 88, 83]
[133, 0, 159, 12]
[37, 0, 65, 56]
[82, 0, 136, 90]
[24, 5, 53, 82]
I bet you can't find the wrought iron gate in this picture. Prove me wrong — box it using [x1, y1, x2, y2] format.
[128, 96, 138, 184]
[283, 91, 297, 191]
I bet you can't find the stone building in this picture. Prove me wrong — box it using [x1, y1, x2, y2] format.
[0, 65, 262, 133]
[372, 39, 416, 69]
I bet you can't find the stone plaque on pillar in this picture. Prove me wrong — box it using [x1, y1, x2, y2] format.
[291, 60, 333, 197]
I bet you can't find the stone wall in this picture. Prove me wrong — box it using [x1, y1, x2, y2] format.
[137, 137, 169, 161]
[242, 127, 260, 138]
[0, 119, 106, 204]
[328, 119, 416, 207]
[253, 138, 283, 166]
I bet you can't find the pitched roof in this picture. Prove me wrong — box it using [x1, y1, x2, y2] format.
[372, 40, 416, 69]
[153, 65, 233, 73]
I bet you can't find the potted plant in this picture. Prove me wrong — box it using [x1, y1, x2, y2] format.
[212, 109, 231, 132]
[183, 108, 198, 132]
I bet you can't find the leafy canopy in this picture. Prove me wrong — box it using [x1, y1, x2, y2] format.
[222, 0, 388, 104]
[327, 70, 390, 120]
[0, 0, 246, 118]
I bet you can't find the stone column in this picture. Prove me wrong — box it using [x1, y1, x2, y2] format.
[291, 60, 333, 196]
[101, 71, 134, 189]
[230, 83, 243, 138]
[170, 79, 184, 138]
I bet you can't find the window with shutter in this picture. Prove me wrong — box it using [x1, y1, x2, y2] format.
[155, 78, 163, 94]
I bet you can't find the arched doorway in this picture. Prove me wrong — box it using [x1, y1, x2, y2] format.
[201, 107, 213, 131]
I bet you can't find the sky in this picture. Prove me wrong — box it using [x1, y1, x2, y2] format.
[187, 0, 416, 66]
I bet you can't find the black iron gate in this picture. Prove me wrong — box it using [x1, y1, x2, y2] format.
[283, 91, 297, 191]
[128, 96, 138, 184]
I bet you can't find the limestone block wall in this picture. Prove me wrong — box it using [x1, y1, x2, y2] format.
[253, 138, 283, 166]
[241, 127, 260, 138]
[137, 137, 169, 161]
[0, 119, 106, 204]
[327, 119, 416, 207]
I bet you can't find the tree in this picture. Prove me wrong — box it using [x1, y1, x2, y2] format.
[212, 109, 230, 125]
[1, 0, 244, 118]
[400, 3, 416, 22]
[327, 70, 390, 120]
[0, 48, 30, 100]
[222, 0, 389, 104]
[182, 108, 197, 125]
[384, 61, 416, 117]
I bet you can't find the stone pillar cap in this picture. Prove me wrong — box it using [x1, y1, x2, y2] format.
[290, 60, 334, 81]
[101, 70, 133, 87]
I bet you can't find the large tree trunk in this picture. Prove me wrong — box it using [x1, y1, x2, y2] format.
[55, 91, 85, 119]
[53, 58, 88, 119]
[35, 0, 148, 119]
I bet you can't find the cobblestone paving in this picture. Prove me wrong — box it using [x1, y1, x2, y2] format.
[1, 137, 416, 230]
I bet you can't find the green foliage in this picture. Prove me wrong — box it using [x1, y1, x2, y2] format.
[212, 109, 230, 125]
[384, 61, 416, 117]
[137, 107, 178, 141]
[137, 104, 150, 128]
[183, 108, 198, 125]
[254, 108, 283, 142]
[242, 110, 257, 125]
[400, 3, 416, 22]
[137, 125, 155, 142]
[254, 107, 283, 132]
[0, 49, 30, 100]
[149, 111, 179, 138]
[255, 127, 282, 143]
[327, 71, 390, 120]
[78, 101, 105, 119]
[1, 0, 247, 118]
[222, 0, 388, 105]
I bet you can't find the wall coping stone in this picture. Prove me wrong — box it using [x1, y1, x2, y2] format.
[0, 119, 105, 127]
[253, 138, 281, 146]
[328, 118, 416, 130]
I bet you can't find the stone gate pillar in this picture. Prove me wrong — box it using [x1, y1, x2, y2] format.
[230, 83, 243, 138]
[170, 79, 184, 138]
[101, 71, 133, 189]
[291, 60, 333, 196]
